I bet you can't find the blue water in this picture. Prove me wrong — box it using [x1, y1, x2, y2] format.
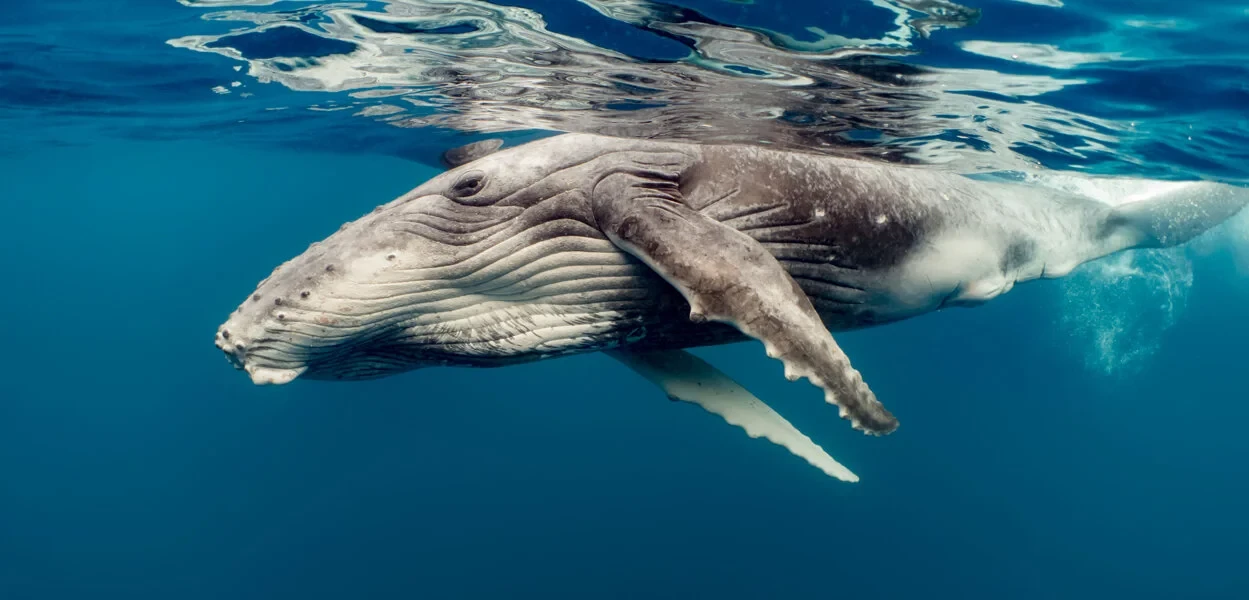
[3, 1, 1248, 598]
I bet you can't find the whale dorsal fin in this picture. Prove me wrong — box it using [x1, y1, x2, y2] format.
[607, 348, 859, 482]
[440, 138, 505, 168]
[591, 153, 898, 436]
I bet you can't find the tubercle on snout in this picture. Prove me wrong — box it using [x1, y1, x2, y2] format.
[216, 195, 416, 379]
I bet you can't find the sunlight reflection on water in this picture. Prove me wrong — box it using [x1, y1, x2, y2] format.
[169, 0, 1130, 174]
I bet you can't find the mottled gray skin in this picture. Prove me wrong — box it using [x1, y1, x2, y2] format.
[216, 133, 1247, 434]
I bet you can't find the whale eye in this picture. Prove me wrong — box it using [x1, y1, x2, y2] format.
[450, 171, 486, 198]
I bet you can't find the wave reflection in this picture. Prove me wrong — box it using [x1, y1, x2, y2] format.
[169, 0, 1129, 174]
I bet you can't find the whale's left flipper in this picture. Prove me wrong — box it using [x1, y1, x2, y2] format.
[593, 164, 898, 435]
[607, 348, 859, 482]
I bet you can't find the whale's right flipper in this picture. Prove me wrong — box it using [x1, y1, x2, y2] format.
[607, 348, 859, 482]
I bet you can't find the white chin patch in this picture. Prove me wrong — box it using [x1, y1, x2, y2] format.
[246, 366, 307, 386]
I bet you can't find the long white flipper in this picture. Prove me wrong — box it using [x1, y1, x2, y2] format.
[606, 348, 859, 482]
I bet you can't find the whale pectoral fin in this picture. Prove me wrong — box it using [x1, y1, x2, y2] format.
[606, 348, 859, 482]
[593, 172, 898, 435]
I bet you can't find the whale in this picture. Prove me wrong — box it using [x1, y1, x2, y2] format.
[215, 133, 1248, 481]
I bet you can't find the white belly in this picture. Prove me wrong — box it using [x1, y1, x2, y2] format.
[889, 231, 1013, 309]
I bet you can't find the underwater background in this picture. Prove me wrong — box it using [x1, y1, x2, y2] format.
[2, 0, 1248, 598]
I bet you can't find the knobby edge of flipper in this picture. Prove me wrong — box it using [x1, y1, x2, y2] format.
[589, 155, 898, 436]
[607, 348, 860, 482]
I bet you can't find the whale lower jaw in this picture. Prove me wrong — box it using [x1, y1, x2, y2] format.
[246, 365, 307, 386]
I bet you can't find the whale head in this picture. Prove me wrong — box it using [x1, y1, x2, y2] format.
[215, 134, 682, 385]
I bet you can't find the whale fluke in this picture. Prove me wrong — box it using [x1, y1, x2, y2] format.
[607, 349, 859, 482]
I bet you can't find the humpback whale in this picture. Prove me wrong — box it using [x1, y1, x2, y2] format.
[216, 134, 1248, 481]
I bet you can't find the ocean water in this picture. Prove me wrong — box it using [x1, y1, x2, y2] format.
[2, 1, 1248, 599]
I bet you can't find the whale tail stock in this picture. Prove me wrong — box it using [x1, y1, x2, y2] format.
[999, 171, 1248, 254]
[1100, 180, 1249, 251]
[1089, 177, 1244, 252]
